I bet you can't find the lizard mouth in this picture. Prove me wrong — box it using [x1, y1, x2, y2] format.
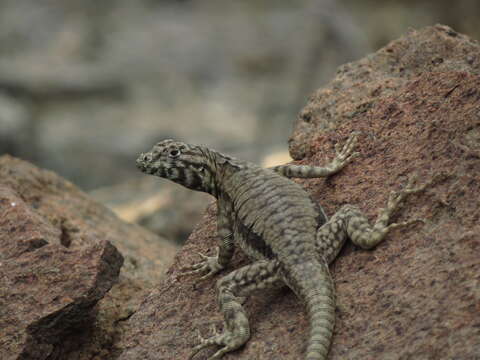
[136, 152, 166, 176]
[135, 155, 146, 171]
[136, 153, 154, 174]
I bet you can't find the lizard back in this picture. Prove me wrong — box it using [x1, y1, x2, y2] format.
[136, 139, 337, 360]
[221, 163, 320, 265]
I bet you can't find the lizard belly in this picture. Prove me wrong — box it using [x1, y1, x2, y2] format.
[234, 219, 273, 261]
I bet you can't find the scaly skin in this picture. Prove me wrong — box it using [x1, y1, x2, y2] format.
[136, 133, 427, 360]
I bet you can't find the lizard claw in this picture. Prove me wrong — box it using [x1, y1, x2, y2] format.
[374, 173, 431, 233]
[386, 218, 426, 232]
[188, 325, 222, 360]
[335, 131, 358, 155]
[385, 173, 428, 216]
[178, 247, 224, 280]
[189, 324, 245, 360]
[329, 132, 360, 173]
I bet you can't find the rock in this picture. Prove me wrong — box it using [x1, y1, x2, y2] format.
[117, 25, 480, 359]
[0, 155, 177, 360]
[91, 177, 211, 245]
[289, 24, 480, 160]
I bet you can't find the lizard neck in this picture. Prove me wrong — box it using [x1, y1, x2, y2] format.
[201, 147, 245, 198]
[209, 150, 248, 199]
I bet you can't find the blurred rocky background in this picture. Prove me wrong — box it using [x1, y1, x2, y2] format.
[1, 0, 479, 244]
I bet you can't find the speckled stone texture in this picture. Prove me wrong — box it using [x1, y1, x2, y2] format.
[289, 24, 480, 160]
[117, 25, 480, 359]
[0, 158, 123, 359]
[0, 156, 177, 360]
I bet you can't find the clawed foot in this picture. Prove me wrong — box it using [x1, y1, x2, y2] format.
[179, 247, 224, 280]
[355, 173, 430, 249]
[328, 132, 360, 173]
[381, 174, 429, 231]
[189, 324, 247, 360]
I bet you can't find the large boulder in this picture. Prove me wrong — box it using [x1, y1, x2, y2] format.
[290, 24, 480, 159]
[0, 155, 177, 359]
[118, 25, 480, 359]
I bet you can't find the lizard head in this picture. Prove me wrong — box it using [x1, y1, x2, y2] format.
[136, 139, 217, 193]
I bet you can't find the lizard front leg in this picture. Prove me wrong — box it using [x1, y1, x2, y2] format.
[181, 201, 234, 279]
[270, 132, 359, 178]
[189, 260, 283, 360]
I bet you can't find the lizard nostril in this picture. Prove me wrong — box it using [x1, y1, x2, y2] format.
[137, 153, 152, 165]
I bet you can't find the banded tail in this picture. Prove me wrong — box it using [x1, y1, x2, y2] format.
[284, 259, 336, 360]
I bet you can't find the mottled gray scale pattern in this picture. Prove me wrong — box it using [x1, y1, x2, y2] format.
[235, 221, 274, 260]
[136, 134, 427, 360]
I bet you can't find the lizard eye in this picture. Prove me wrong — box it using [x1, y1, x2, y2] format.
[168, 148, 180, 158]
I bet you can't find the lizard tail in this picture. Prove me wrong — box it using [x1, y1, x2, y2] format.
[285, 259, 336, 360]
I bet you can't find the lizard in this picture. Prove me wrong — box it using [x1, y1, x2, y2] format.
[135, 133, 427, 360]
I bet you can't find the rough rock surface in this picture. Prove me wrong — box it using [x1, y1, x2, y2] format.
[290, 24, 480, 160]
[91, 177, 211, 245]
[118, 25, 480, 359]
[0, 156, 178, 360]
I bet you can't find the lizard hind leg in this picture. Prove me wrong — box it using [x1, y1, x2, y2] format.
[315, 175, 428, 265]
[346, 175, 428, 250]
[189, 260, 283, 360]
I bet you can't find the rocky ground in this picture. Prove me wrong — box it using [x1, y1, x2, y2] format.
[1, 24, 479, 360]
[117, 25, 480, 360]
[0, 156, 177, 360]
[2, 1, 480, 247]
